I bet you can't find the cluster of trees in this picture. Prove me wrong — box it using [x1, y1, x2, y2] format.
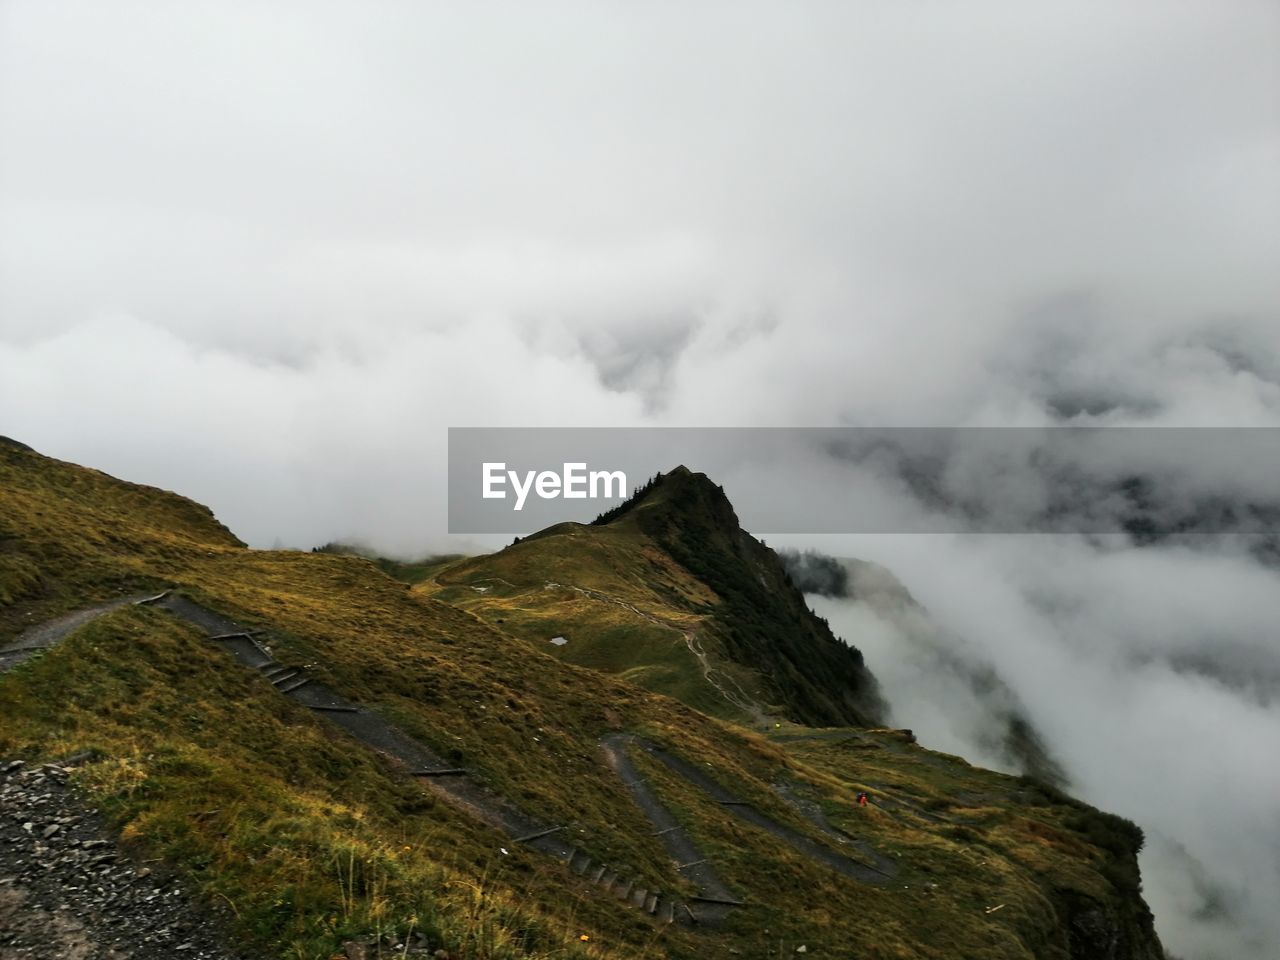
[777, 548, 850, 598]
[590, 472, 664, 525]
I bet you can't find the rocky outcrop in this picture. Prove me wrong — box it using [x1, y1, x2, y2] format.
[610, 467, 887, 726]
[1057, 888, 1165, 960]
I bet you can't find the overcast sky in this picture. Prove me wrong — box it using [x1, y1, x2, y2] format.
[2, 1, 1276, 552]
[2, 4, 1277, 957]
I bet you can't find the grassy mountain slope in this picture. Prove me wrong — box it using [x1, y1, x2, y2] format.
[0, 441, 1163, 959]
[0, 436, 242, 618]
[424, 467, 885, 728]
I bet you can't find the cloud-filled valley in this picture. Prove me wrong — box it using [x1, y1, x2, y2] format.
[789, 534, 1280, 960]
[2, 4, 1277, 957]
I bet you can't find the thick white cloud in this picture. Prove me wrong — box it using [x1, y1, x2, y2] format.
[793, 533, 1280, 960]
[1, 3, 1277, 956]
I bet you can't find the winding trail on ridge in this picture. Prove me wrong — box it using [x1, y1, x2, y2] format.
[600, 735, 740, 925]
[630, 739, 896, 884]
[1, 591, 718, 925]
[0, 594, 154, 671]
[769, 730, 958, 822]
[542, 580, 763, 721]
[2, 588, 900, 927]
[142, 592, 718, 924]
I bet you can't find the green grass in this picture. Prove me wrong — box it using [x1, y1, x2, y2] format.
[426, 468, 884, 729]
[0, 441, 1164, 959]
[420, 520, 767, 724]
[0, 607, 596, 959]
[310, 542, 466, 585]
[427, 571, 747, 722]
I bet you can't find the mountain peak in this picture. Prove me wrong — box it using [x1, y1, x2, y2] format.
[589, 465, 885, 727]
[591, 465, 738, 532]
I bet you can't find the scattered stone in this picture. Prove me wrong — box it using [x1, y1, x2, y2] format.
[0, 757, 258, 959]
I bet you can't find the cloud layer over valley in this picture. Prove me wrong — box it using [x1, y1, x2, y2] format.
[2, 4, 1277, 956]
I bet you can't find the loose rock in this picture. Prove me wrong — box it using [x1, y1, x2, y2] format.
[0, 757, 258, 959]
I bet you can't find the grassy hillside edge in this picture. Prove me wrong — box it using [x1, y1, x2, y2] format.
[0, 441, 1163, 959]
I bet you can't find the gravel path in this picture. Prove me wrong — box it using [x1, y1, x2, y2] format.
[3, 588, 901, 941]
[769, 780, 899, 878]
[0, 594, 158, 674]
[138, 595, 703, 926]
[632, 739, 895, 885]
[600, 735, 738, 924]
[143, 596, 563, 845]
[0, 758, 254, 960]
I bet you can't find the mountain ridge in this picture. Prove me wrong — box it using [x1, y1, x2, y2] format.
[0, 439, 1166, 960]
[604, 466, 886, 726]
[431, 465, 884, 727]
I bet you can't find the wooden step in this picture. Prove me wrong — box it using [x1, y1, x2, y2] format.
[644, 892, 659, 914]
[278, 677, 311, 694]
[270, 669, 302, 685]
[613, 877, 634, 900]
[589, 864, 607, 884]
[660, 900, 675, 924]
[630, 887, 648, 909]
[598, 869, 617, 889]
[569, 850, 592, 875]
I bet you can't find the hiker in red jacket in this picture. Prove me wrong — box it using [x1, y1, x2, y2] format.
[857, 791, 868, 807]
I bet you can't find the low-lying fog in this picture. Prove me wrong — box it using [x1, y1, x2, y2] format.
[777, 534, 1280, 960]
